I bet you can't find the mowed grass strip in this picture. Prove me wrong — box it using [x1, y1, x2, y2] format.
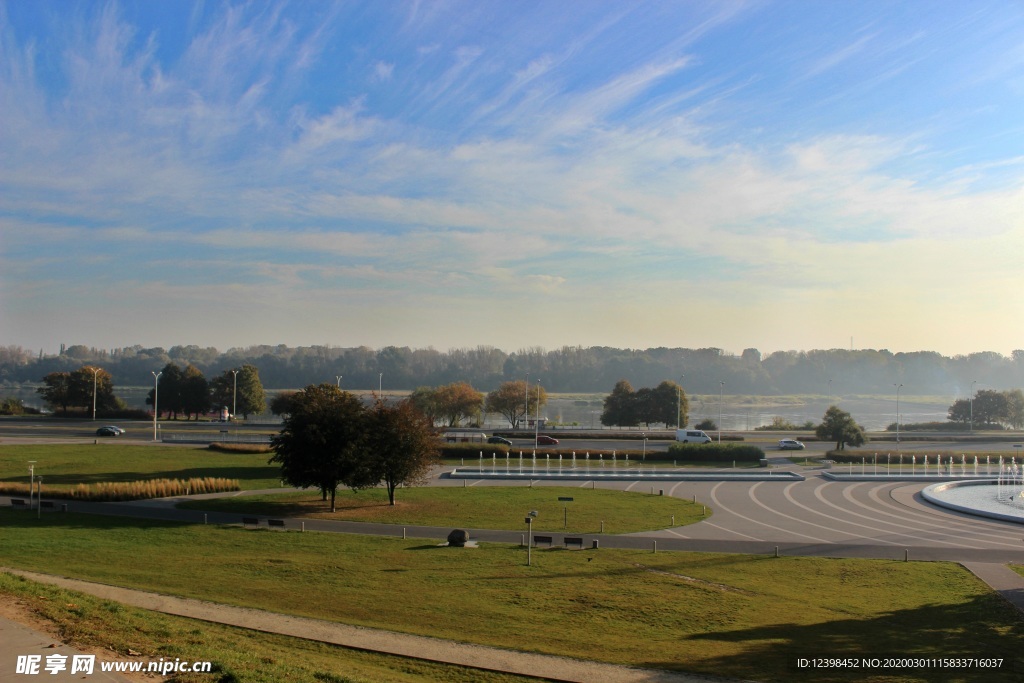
[0, 572, 533, 683]
[0, 444, 282, 489]
[2, 510, 1021, 682]
[177, 486, 707, 534]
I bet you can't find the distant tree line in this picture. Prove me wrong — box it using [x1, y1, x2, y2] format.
[5, 343, 1024, 396]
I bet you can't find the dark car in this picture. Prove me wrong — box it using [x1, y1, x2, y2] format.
[487, 436, 513, 446]
[96, 426, 122, 437]
[536, 435, 559, 446]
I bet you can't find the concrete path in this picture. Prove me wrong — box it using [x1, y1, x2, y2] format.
[962, 563, 1024, 614]
[2, 569, 727, 683]
[0, 614, 133, 683]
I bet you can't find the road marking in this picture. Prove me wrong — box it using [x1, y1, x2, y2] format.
[705, 482, 832, 543]
[745, 482, 834, 544]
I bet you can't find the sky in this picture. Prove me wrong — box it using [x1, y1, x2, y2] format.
[2, 1, 1024, 357]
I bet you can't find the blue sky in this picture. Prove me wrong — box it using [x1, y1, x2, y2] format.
[2, 1, 1023, 356]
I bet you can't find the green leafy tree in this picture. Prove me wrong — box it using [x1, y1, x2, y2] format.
[211, 364, 267, 419]
[601, 380, 638, 427]
[70, 365, 118, 413]
[815, 406, 867, 450]
[365, 398, 440, 505]
[269, 384, 374, 512]
[147, 363, 185, 419]
[409, 386, 442, 426]
[37, 372, 72, 414]
[181, 364, 210, 420]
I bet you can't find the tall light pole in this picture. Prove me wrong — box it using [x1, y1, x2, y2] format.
[524, 373, 529, 431]
[91, 367, 100, 421]
[894, 383, 903, 445]
[232, 369, 239, 420]
[28, 461, 36, 511]
[534, 379, 541, 448]
[336, 375, 343, 388]
[152, 371, 162, 442]
[379, 372, 383, 396]
[828, 379, 833, 407]
[718, 381, 724, 443]
[970, 380, 977, 434]
[677, 374, 684, 430]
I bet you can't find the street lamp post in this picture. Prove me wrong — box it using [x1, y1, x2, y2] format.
[677, 374, 684, 430]
[152, 371, 162, 442]
[718, 381, 724, 443]
[28, 461, 35, 511]
[970, 380, 977, 434]
[336, 375, 343, 388]
[524, 373, 529, 431]
[534, 379, 541, 448]
[828, 379, 833, 407]
[232, 369, 239, 420]
[379, 373, 383, 397]
[894, 383, 903, 445]
[91, 367, 99, 421]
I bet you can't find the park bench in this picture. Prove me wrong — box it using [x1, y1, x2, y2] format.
[267, 519, 286, 529]
[532, 535, 553, 547]
[10, 498, 27, 509]
[242, 517, 260, 528]
[564, 537, 584, 549]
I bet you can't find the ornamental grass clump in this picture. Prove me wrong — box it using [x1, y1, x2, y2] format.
[0, 478, 240, 502]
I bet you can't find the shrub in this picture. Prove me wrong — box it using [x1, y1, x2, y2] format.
[695, 419, 717, 431]
[666, 443, 764, 463]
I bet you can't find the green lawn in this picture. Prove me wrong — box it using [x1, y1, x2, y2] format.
[2, 510, 1021, 682]
[0, 444, 282, 489]
[177, 486, 707, 534]
[0, 572, 532, 683]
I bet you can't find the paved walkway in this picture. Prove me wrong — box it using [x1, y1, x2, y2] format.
[1, 569, 724, 683]
[0, 614, 133, 683]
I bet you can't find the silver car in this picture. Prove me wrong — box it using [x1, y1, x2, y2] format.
[778, 438, 805, 450]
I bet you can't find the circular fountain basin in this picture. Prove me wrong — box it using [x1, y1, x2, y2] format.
[448, 467, 804, 481]
[922, 480, 1024, 524]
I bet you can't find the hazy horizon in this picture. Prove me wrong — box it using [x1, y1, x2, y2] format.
[3, 2, 1023, 355]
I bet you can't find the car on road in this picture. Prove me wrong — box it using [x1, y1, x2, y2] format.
[487, 436, 513, 446]
[535, 435, 559, 446]
[778, 438, 805, 450]
[96, 426, 125, 437]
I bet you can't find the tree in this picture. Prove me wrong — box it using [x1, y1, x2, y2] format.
[408, 386, 442, 425]
[486, 380, 532, 428]
[815, 406, 866, 450]
[148, 363, 185, 419]
[601, 380, 638, 427]
[646, 380, 687, 427]
[181, 364, 210, 420]
[269, 384, 374, 512]
[365, 398, 440, 505]
[432, 382, 484, 427]
[69, 365, 118, 414]
[211, 364, 267, 418]
[37, 372, 72, 414]
[270, 391, 299, 416]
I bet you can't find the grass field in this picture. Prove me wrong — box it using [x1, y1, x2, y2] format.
[0, 444, 282, 489]
[2, 510, 1022, 682]
[177, 486, 707, 533]
[0, 572, 533, 683]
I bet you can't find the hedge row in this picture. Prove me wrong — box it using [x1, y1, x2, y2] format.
[666, 443, 765, 462]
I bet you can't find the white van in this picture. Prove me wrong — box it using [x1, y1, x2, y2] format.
[675, 429, 712, 443]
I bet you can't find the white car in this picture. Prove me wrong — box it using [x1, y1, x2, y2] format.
[778, 438, 805, 450]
